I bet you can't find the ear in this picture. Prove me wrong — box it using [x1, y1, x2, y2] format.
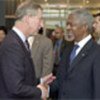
[23, 15, 30, 24]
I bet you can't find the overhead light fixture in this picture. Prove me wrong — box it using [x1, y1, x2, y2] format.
[86, 0, 90, 4]
[79, 5, 83, 8]
[44, 0, 48, 2]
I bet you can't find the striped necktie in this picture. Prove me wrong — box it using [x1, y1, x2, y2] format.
[25, 40, 31, 55]
[70, 44, 79, 63]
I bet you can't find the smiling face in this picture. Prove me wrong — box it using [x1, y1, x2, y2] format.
[66, 14, 86, 42]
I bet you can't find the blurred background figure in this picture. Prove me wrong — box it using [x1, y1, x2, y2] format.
[28, 27, 54, 80]
[53, 26, 67, 75]
[46, 28, 56, 46]
[0, 26, 7, 45]
[93, 13, 100, 44]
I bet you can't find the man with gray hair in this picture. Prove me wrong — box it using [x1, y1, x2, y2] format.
[49, 8, 100, 99]
[0, 0, 54, 99]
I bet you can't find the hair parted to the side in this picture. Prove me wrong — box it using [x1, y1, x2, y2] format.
[15, 0, 42, 20]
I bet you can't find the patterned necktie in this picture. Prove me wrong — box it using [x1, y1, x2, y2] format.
[70, 44, 79, 63]
[25, 40, 30, 52]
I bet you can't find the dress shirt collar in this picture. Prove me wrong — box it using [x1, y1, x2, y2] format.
[12, 27, 26, 43]
[75, 34, 92, 56]
[75, 34, 92, 48]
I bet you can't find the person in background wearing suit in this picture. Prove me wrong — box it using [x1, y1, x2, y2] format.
[0, 0, 51, 99]
[48, 8, 100, 100]
[93, 13, 100, 44]
[31, 27, 54, 80]
[53, 26, 67, 75]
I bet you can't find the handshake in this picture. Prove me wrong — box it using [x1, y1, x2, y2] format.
[37, 73, 56, 100]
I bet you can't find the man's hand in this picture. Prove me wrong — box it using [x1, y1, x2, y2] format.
[38, 73, 56, 99]
[41, 73, 56, 85]
[37, 84, 48, 100]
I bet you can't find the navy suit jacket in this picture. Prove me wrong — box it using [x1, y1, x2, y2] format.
[50, 39, 100, 100]
[0, 30, 41, 99]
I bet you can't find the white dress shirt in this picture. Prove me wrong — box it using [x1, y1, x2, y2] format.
[12, 27, 26, 43]
[75, 34, 92, 56]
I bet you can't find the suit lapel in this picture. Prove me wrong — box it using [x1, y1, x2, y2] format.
[10, 30, 30, 56]
[68, 39, 94, 73]
[10, 30, 36, 71]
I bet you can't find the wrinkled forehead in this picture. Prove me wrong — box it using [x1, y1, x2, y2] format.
[67, 14, 80, 25]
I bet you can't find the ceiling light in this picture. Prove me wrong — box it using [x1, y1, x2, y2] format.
[44, 0, 48, 2]
[86, 0, 90, 4]
[79, 5, 83, 8]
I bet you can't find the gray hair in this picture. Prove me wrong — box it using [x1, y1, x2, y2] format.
[71, 8, 94, 34]
[15, 0, 42, 20]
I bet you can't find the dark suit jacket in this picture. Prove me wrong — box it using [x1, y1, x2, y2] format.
[54, 39, 67, 61]
[0, 30, 41, 99]
[50, 39, 100, 100]
[59, 39, 68, 58]
[53, 39, 72, 75]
